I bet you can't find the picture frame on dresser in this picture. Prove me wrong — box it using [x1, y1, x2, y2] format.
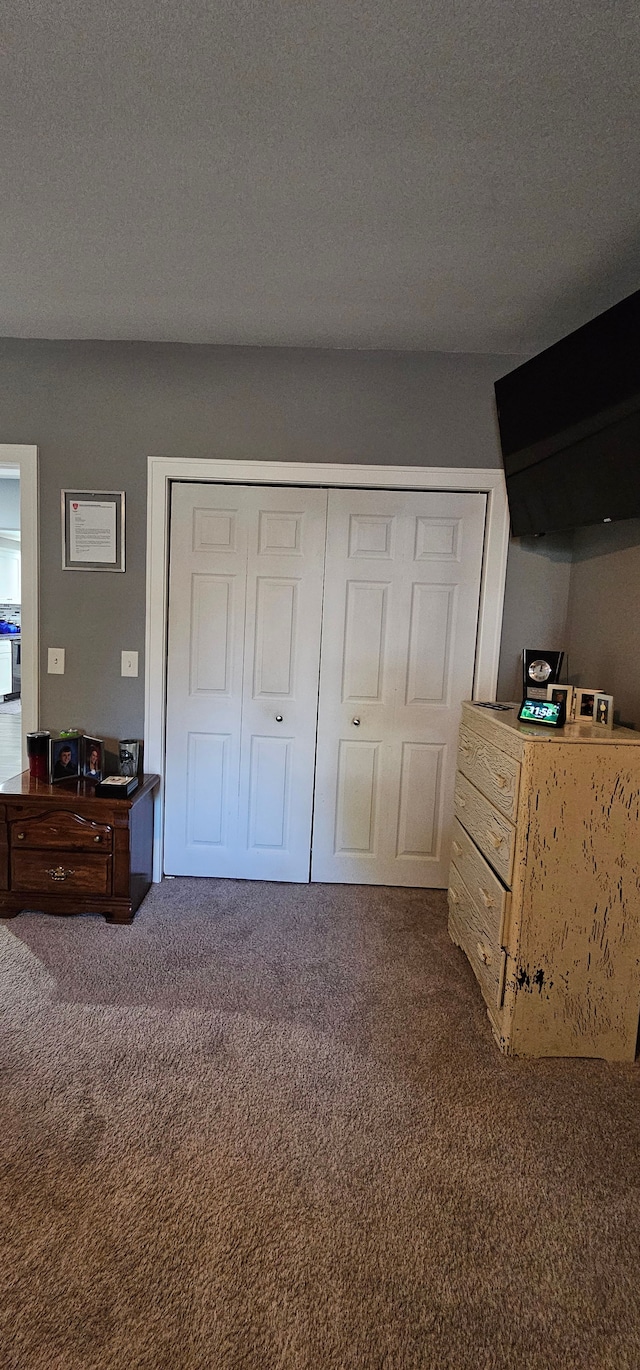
[593, 693, 614, 729]
[546, 683, 575, 719]
[573, 687, 603, 722]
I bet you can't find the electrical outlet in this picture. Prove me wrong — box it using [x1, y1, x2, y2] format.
[48, 648, 65, 674]
[121, 650, 139, 677]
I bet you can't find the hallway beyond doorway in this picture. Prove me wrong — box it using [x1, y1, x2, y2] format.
[0, 706, 21, 783]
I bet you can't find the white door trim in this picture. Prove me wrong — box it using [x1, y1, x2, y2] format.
[0, 445, 39, 767]
[145, 457, 510, 882]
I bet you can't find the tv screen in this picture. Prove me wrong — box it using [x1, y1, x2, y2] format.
[494, 290, 640, 536]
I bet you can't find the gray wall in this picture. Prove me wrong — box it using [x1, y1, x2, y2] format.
[495, 532, 574, 702]
[565, 519, 640, 728]
[496, 519, 640, 728]
[0, 336, 570, 743]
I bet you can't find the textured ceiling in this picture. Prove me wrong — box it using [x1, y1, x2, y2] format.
[1, 0, 639, 353]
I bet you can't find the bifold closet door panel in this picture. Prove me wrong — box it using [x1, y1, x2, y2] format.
[164, 483, 328, 879]
[310, 489, 486, 887]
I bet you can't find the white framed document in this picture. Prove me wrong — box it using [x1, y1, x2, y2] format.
[62, 490, 125, 572]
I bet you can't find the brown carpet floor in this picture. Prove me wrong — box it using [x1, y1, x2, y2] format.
[1, 879, 639, 1370]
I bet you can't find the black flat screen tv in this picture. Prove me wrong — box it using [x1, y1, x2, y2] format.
[494, 289, 640, 536]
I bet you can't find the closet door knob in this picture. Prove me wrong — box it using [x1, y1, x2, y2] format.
[275, 715, 283, 722]
[352, 718, 361, 726]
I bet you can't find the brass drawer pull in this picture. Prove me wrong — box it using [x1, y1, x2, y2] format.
[488, 830, 505, 849]
[479, 887, 495, 909]
[94, 834, 102, 843]
[495, 774, 508, 789]
[477, 941, 493, 966]
[16, 832, 25, 840]
[46, 866, 76, 882]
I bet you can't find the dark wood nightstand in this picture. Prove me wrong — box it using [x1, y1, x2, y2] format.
[0, 772, 160, 924]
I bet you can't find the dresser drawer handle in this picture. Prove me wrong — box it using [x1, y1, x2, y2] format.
[476, 941, 493, 966]
[452, 840, 462, 857]
[46, 866, 76, 882]
[460, 743, 470, 758]
[495, 774, 508, 789]
[479, 887, 495, 909]
[94, 834, 102, 843]
[487, 830, 505, 850]
[16, 832, 25, 840]
[456, 794, 466, 808]
[448, 887, 459, 905]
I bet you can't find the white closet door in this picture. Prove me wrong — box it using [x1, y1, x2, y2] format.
[164, 483, 327, 880]
[311, 489, 486, 887]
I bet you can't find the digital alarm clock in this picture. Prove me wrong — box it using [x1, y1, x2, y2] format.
[518, 697, 566, 728]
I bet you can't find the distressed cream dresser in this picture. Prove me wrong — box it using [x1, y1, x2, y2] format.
[448, 702, 640, 1061]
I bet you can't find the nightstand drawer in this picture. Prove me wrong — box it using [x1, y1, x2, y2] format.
[454, 772, 516, 886]
[11, 851, 112, 895]
[457, 725, 520, 821]
[450, 818, 511, 948]
[10, 811, 113, 852]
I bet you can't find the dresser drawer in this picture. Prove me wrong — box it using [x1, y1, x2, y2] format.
[11, 851, 112, 895]
[448, 865, 507, 1013]
[454, 772, 516, 886]
[450, 817, 511, 949]
[10, 810, 113, 852]
[457, 725, 520, 821]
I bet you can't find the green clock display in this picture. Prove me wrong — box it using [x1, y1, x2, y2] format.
[518, 697, 566, 727]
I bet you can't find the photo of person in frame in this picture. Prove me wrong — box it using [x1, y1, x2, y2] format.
[546, 683, 575, 721]
[579, 692, 595, 718]
[51, 738, 79, 780]
[83, 737, 103, 781]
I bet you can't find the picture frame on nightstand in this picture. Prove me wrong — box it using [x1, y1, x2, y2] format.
[82, 735, 104, 782]
[50, 736, 80, 782]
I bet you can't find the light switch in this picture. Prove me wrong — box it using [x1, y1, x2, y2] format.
[121, 650, 139, 677]
[48, 648, 65, 674]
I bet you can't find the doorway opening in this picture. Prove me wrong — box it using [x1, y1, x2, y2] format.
[0, 469, 21, 781]
[0, 446, 39, 779]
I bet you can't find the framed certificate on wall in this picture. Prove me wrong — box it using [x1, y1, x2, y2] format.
[62, 490, 125, 572]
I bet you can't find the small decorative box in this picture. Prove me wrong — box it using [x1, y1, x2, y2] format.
[94, 776, 139, 798]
